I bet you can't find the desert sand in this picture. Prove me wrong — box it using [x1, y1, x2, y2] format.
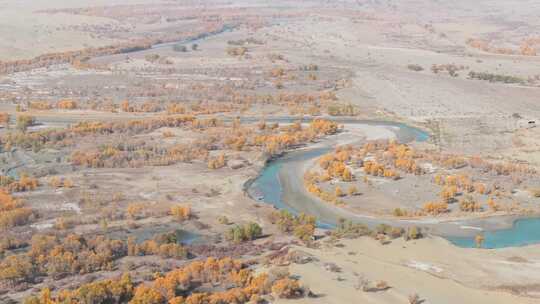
[278, 236, 540, 304]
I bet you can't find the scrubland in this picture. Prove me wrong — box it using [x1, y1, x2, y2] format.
[0, 0, 540, 303]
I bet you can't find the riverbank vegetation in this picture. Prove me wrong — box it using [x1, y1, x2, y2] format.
[303, 140, 539, 218]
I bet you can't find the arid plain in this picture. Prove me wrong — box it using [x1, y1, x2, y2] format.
[1, 1, 540, 303]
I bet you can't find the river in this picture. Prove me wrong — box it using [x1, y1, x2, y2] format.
[247, 120, 540, 249]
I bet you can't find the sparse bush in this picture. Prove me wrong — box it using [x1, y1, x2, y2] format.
[409, 293, 421, 304]
[63, 178, 74, 188]
[356, 276, 370, 292]
[208, 153, 226, 169]
[460, 195, 482, 212]
[144, 54, 160, 62]
[16, 115, 35, 132]
[299, 64, 319, 71]
[271, 278, 304, 299]
[126, 203, 145, 220]
[393, 208, 406, 217]
[57, 99, 78, 110]
[468, 71, 524, 84]
[347, 185, 358, 196]
[327, 103, 356, 116]
[404, 226, 422, 240]
[529, 188, 540, 197]
[170, 205, 192, 222]
[227, 47, 247, 57]
[54, 217, 76, 230]
[218, 215, 230, 225]
[332, 218, 371, 239]
[0, 112, 10, 127]
[422, 201, 449, 214]
[475, 234, 485, 248]
[162, 130, 175, 137]
[375, 280, 389, 290]
[173, 44, 187, 52]
[376, 224, 404, 239]
[324, 262, 341, 273]
[407, 64, 423, 71]
[227, 38, 263, 46]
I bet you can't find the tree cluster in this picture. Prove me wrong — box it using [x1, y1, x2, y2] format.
[226, 222, 263, 243]
[0, 190, 33, 230]
[269, 210, 316, 242]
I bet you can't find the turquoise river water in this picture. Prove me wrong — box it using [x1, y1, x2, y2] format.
[248, 121, 540, 249]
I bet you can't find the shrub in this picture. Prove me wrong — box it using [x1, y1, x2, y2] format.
[218, 215, 230, 225]
[170, 205, 192, 222]
[423, 201, 449, 214]
[227, 47, 247, 56]
[269, 211, 316, 242]
[271, 278, 304, 299]
[376, 224, 404, 239]
[293, 224, 315, 243]
[0, 112, 9, 127]
[63, 178, 74, 188]
[57, 99, 78, 109]
[226, 222, 263, 243]
[162, 130, 175, 138]
[409, 293, 421, 304]
[530, 188, 540, 197]
[144, 54, 160, 62]
[335, 186, 344, 197]
[299, 64, 318, 71]
[347, 185, 358, 196]
[459, 195, 482, 212]
[407, 64, 424, 71]
[356, 276, 370, 292]
[468, 71, 524, 84]
[16, 115, 35, 132]
[375, 280, 389, 290]
[332, 218, 371, 239]
[404, 226, 422, 240]
[173, 44, 187, 52]
[208, 153, 226, 169]
[0, 191, 33, 229]
[475, 234, 485, 248]
[393, 208, 406, 217]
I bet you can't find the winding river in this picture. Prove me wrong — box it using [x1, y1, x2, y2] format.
[247, 120, 540, 249]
